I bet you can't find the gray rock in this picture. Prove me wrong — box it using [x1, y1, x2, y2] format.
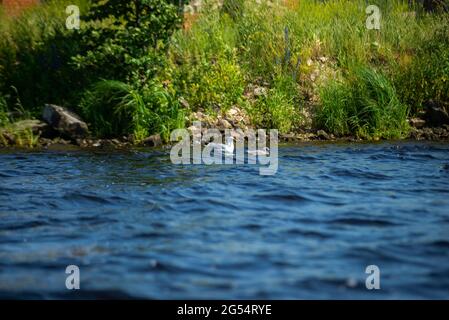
[409, 117, 426, 129]
[280, 133, 297, 142]
[42, 104, 88, 140]
[316, 130, 330, 140]
[143, 134, 162, 147]
[179, 97, 190, 109]
[217, 118, 233, 130]
[253, 86, 267, 97]
[0, 130, 14, 145]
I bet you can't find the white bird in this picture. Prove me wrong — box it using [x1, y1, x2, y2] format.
[206, 136, 235, 154]
[248, 147, 270, 156]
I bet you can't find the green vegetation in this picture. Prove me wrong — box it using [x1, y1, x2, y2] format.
[0, 0, 91, 115]
[0, 0, 448, 146]
[394, 24, 449, 113]
[80, 79, 184, 142]
[0, 0, 185, 143]
[316, 67, 409, 139]
[0, 96, 8, 127]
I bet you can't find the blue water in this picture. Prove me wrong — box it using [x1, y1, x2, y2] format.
[0, 141, 449, 299]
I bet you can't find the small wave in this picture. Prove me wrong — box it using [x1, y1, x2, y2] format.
[62, 192, 114, 205]
[330, 168, 390, 180]
[0, 220, 48, 231]
[330, 217, 397, 227]
[254, 192, 311, 203]
[0, 172, 14, 178]
[285, 228, 331, 239]
[428, 240, 449, 249]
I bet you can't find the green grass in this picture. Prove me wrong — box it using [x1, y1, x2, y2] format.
[246, 74, 302, 133]
[0, 96, 9, 127]
[166, 0, 448, 136]
[80, 80, 185, 142]
[316, 67, 409, 139]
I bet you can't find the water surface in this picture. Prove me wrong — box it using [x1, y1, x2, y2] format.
[0, 141, 448, 299]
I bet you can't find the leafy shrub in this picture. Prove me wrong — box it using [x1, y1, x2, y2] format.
[74, 0, 186, 141]
[0, 0, 89, 114]
[73, 0, 183, 85]
[186, 57, 245, 113]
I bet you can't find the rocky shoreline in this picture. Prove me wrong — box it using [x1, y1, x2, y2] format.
[1, 103, 449, 150]
[2, 124, 449, 151]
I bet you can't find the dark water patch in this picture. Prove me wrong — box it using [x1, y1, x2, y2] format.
[329, 217, 398, 227]
[427, 240, 449, 249]
[134, 232, 170, 239]
[284, 228, 331, 239]
[330, 168, 390, 180]
[0, 220, 49, 231]
[253, 192, 311, 203]
[62, 192, 115, 205]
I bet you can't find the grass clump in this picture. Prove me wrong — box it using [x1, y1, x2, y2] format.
[247, 75, 302, 133]
[394, 19, 449, 113]
[80, 80, 184, 143]
[0, 95, 40, 148]
[0, 96, 9, 127]
[316, 67, 409, 139]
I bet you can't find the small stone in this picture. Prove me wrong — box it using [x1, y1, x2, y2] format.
[92, 140, 101, 147]
[39, 138, 53, 147]
[316, 130, 330, 140]
[42, 104, 89, 140]
[226, 107, 239, 117]
[280, 133, 297, 142]
[217, 118, 233, 130]
[409, 118, 426, 129]
[143, 134, 162, 147]
[253, 86, 267, 97]
[187, 125, 201, 135]
[75, 139, 88, 147]
[319, 56, 328, 63]
[179, 97, 190, 109]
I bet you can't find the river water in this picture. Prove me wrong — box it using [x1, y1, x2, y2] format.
[0, 141, 448, 299]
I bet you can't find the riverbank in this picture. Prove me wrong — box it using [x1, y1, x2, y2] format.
[2, 120, 449, 151]
[1, 1, 449, 147]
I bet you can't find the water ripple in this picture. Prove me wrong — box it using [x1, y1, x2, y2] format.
[0, 141, 448, 299]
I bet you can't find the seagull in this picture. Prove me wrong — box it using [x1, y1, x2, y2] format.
[248, 147, 270, 156]
[206, 136, 235, 154]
